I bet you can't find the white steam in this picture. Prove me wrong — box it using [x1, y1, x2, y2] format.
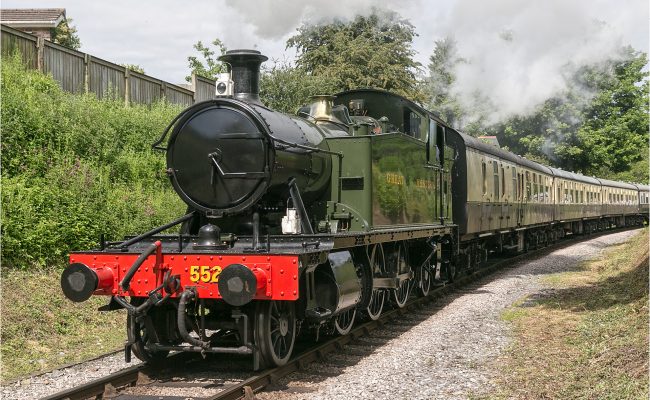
[440, 0, 648, 124]
[223, 0, 419, 40]
[222, 0, 648, 124]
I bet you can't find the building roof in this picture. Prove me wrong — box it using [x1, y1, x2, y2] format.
[0, 8, 66, 28]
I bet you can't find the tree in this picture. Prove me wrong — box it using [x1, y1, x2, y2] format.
[423, 37, 493, 133]
[424, 37, 465, 127]
[51, 18, 80, 50]
[286, 10, 422, 101]
[185, 39, 227, 82]
[578, 48, 649, 177]
[486, 94, 585, 169]
[260, 60, 338, 113]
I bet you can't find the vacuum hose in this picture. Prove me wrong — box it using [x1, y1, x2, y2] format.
[177, 289, 210, 349]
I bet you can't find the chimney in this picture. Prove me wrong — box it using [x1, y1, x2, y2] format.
[218, 49, 268, 105]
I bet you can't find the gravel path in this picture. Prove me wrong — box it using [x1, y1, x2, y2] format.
[258, 229, 640, 400]
[0, 229, 638, 400]
[1, 351, 141, 400]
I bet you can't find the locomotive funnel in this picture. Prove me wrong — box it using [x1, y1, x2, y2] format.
[219, 49, 268, 105]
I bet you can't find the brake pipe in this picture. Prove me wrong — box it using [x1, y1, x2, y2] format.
[177, 288, 210, 349]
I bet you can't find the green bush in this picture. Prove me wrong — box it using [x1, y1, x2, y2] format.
[1, 55, 186, 269]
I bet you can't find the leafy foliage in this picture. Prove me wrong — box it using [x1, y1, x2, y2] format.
[424, 37, 466, 127]
[1, 55, 185, 269]
[185, 39, 227, 82]
[121, 63, 145, 74]
[260, 60, 338, 113]
[577, 49, 649, 178]
[51, 18, 81, 50]
[286, 10, 422, 101]
[423, 37, 494, 133]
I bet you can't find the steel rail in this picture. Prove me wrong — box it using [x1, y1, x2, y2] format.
[40, 352, 195, 400]
[44, 226, 640, 400]
[206, 226, 641, 400]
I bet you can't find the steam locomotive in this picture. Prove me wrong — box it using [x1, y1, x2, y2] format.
[61, 49, 649, 369]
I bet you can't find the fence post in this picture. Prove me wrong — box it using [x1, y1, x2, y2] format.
[36, 36, 45, 71]
[124, 67, 130, 106]
[84, 54, 92, 93]
[191, 72, 198, 103]
[161, 81, 167, 103]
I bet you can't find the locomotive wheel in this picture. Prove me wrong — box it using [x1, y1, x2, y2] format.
[333, 308, 356, 335]
[417, 262, 433, 297]
[391, 244, 411, 308]
[365, 244, 386, 320]
[393, 279, 410, 308]
[127, 306, 170, 364]
[254, 300, 296, 366]
[366, 289, 385, 320]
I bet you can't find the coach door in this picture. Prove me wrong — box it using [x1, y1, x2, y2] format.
[517, 171, 526, 226]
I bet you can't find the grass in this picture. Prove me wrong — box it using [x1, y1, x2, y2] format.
[0, 268, 126, 382]
[481, 229, 649, 399]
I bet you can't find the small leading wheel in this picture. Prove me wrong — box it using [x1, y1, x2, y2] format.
[365, 244, 386, 320]
[127, 304, 170, 364]
[391, 244, 411, 308]
[255, 300, 296, 367]
[333, 308, 356, 335]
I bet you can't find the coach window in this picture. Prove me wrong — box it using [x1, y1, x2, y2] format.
[404, 110, 421, 139]
[531, 174, 536, 201]
[526, 172, 531, 201]
[512, 167, 517, 200]
[493, 162, 500, 199]
[427, 120, 438, 164]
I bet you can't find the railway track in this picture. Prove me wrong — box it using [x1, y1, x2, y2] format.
[42, 227, 637, 400]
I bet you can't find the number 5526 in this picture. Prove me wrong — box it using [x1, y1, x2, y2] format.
[189, 265, 222, 283]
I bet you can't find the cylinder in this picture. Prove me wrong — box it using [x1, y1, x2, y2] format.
[314, 251, 362, 315]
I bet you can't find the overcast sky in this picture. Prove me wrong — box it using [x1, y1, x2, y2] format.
[3, 0, 648, 86]
[2, 0, 648, 122]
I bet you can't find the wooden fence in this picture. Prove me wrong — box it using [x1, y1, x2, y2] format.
[1, 24, 216, 106]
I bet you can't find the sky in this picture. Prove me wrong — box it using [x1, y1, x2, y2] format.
[2, 0, 649, 119]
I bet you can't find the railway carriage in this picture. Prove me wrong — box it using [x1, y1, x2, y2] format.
[600, 179, 639, 218]
[60, 49, 648, 370]
[550, 168, 602, 234]
[636, 184, 650, 217]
